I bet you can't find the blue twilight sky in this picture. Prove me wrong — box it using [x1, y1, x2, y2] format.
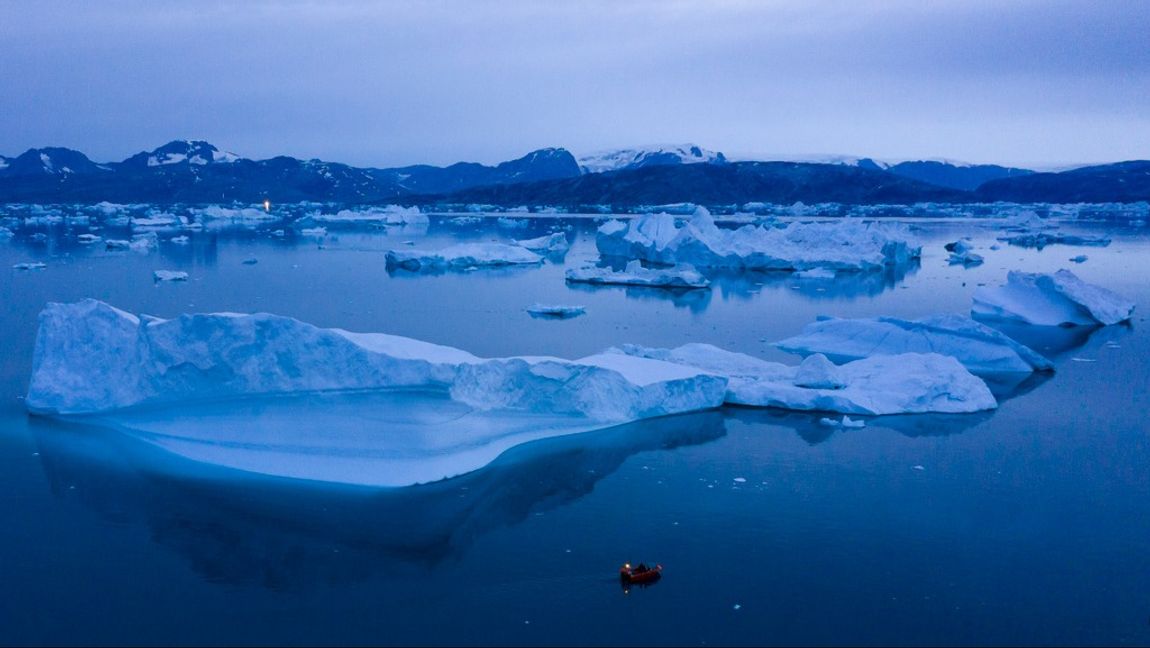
[1, 0, 1147, 168]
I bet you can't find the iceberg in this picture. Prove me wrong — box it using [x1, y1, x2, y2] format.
[299, 226, 327, 237]
[153, 270, 189, 282]
[514, 232, 571, 254]
[998, 232, 1111, 249]
[972, 270, 1135, 326]
[312, 205, 428, 225]
[386, 243, 543, 271]
[526, 304, 586, 318]
[26, 300, 725, 422]
[945, 240, 984, 266]
[77, 233, 101, 244]
[596, 207, 920, 272]
[775, 314, 1054, 374]
[614, 343, 996, 415]
[565, 260, 710, 289]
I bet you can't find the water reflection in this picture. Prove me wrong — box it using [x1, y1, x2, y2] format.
[30, 410, 726, 589]
[708, 261, 920, 302]
[724, 406, 998, 445]
[565, 280, 712, 312]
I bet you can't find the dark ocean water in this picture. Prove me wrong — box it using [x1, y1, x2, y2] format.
[1, 214, 1147, 646]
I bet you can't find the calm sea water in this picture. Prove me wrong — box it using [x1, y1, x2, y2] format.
[1, 214, 1148, 646]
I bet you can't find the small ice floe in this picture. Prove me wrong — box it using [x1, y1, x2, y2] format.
[0, 227, 14, 239]
[912, 465, 925, 471]
[1070, 357, 1097, 363]
[497, 217, 529, 229]
[271, 229, 285, 237]
[300, 226, 327, 237]
[29, 233, 48, 243]
[733, 477, 747, 483]
[446, 215, 483, 226]
[153, 270, 189, 282]
[972, 269, 1135, 326]
[169, 235, 190, 245]
[526, 303, 586, 319]
[386, 243, 543, 271]
[77, 233, 101, 244]
[1069, 255, 1088, 263]
[312, 205, 428, 226]
[515, 232, 571, 254]
[999, 232, 1111, 249]
[776, 313, 1053, 374]
[242, 258, 258, 265]
[565, 260, 711, 289]
[105, 239, 131, 250]
[945, 240, 984, 266]
[13, 262, 47, 270]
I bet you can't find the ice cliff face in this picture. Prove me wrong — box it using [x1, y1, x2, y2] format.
[596, 207, 920, 271]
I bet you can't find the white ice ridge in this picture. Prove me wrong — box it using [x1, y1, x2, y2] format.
[26, 299, 725, 420]
[614, 343, 997, 415]
[972, 269, 1135, 326]
[386, 243, 543, 271]
[514, 232, 571, 254]
[774, 314, 1054, 374]
[565, 260, 711, 289]
[596, 207, 920, 271]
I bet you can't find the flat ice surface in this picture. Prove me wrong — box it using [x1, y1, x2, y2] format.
[615, 343, 996, 415]
[565, 260, 710, 289]
[312, 206, 428, 225]
[88, 391, 605, 487]
[596, 207, 920, 271]
[972, 269, 1135, 327]
[775, 314, 1054, 374]
[526, 303, 585, 318]
[153, 270, 188, 282]
[386, 243, 543, 271]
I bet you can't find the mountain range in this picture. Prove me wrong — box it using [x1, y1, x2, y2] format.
[0, 140, 1145, 206]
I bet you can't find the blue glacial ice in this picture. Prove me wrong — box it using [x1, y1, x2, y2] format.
[972, 269, 1135, 326]
[385, 243, 543, 271]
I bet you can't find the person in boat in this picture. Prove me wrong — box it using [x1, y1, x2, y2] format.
[635, 563, 649, 573]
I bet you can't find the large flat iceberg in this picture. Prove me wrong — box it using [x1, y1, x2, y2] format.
[774, 314, 1054, 374]
[27, 300, 724, 422]
[385, 243, 543, 271]
[614, 343, 996, 415]
[596, 207, 920, 272]
[972, 270, 1135, 326]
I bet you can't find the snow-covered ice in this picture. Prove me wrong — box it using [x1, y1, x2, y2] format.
[515, 232, 571, 254]
[596, 207, 920, 272]
[565, 260, 710, 289]
[972, 270, 1135, 326]
[526, 304, 586, 318]
[386, 243, 544, 271]
[775, 314, 1054, 374]
[26, 300, 725, 422]
[153, 270, 188, 282]
[614, 343, 996, 415]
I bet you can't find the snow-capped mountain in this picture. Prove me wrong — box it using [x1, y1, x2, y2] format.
[0, 147, 110, 176]
[578, 145, 727, 174]
[120, 140, 241, 168]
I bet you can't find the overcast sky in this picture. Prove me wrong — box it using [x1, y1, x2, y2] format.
[2, 0, 1147, 168]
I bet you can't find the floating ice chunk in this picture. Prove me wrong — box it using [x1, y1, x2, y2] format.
[13, 262, 47, 270]
[242, 257, 258, 265]
[105, 239, 130, 250]
[386, 243, 543, 271]
[77, 233, 101, 244]
[775, 314, 1053, 374]
[0, 227, 13, 239]
[446, 216, 483, 226]
[1069, 255, 1088, 263]
[526, 304, 586, 318]
[497, 217, 529, 229]
[999, 232, 1111, 249]
[614, 343, 995, 415]
[515, 232, 571, 254]
[565, 260, 710, 289]
[300, 226, 327, 237]
[26, 300, 725, 423]
[972, 269, 1135, 326]
[132, 215, 180, 231]
[153, 270, 188, 282]
[312, 205, 428, 225]
[596, 207, 920, 272]
[129, 232, 158, 252]
[945, 240, 983, 266]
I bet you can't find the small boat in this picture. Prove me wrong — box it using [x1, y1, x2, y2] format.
[619, 562, 663, 584]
